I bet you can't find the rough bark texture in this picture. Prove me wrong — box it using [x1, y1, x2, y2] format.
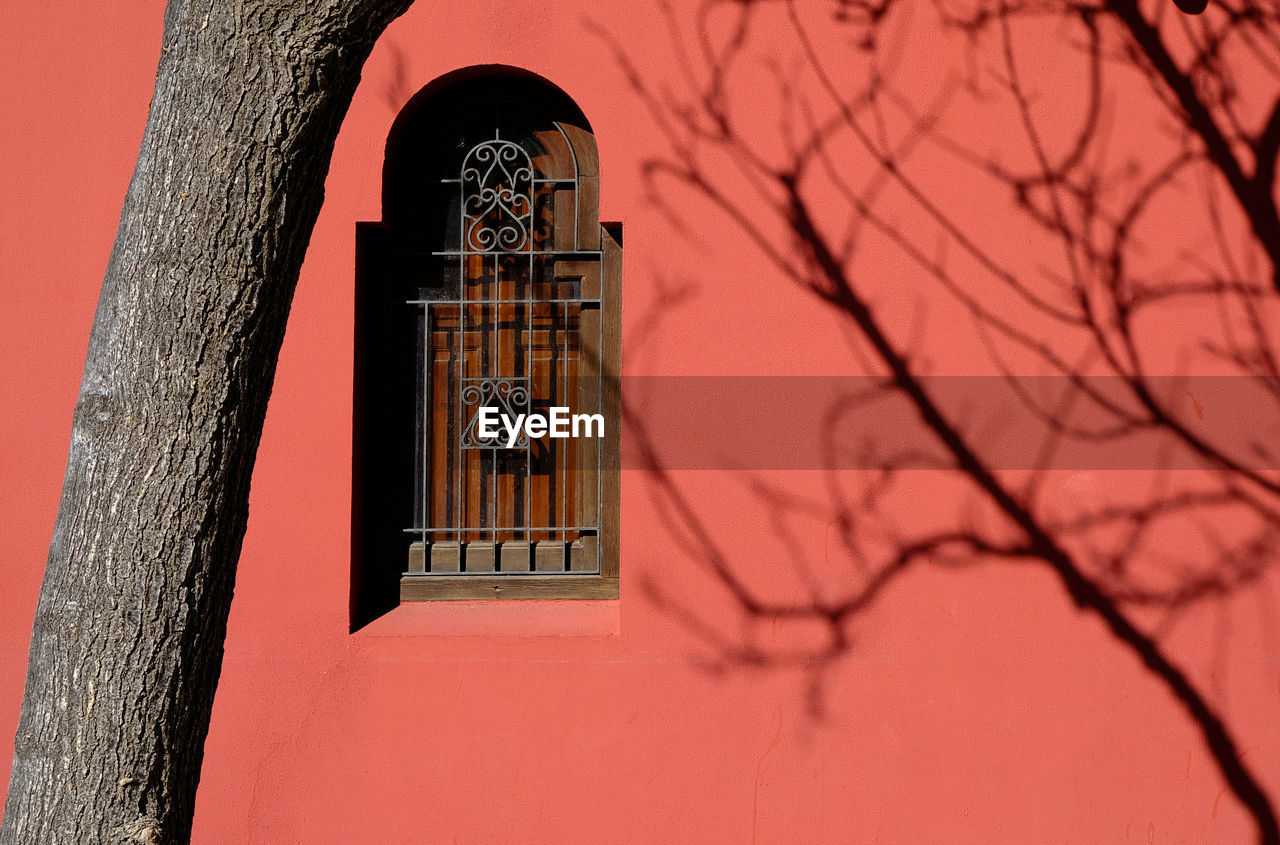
[2, 1, 412, 841]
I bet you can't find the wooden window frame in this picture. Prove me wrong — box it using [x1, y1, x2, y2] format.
[352, 70, 620, 617]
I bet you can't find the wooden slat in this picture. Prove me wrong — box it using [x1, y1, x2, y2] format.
[430, 313, 456, 530]
[465, 540, 496, 572]
[569, 536, 596, 572]
[500, 540, 531, 572]
[407, 541, 426, 574]
[534, 540, 567, 572]
[576, 177, 600, 250]
[429, 541, 461, 573]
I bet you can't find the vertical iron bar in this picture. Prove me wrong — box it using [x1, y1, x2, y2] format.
[597, 271, 603, 574]
[430, 303, 435, 560]
[492, 252, 498, 548]
[526, 245, 533, 548]
[457, 167, 465, 557]
[561, 299, 568, 567]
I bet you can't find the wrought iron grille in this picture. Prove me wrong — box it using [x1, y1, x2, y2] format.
[405, 127, 603, 575]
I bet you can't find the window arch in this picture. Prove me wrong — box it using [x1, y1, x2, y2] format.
[353, 67, 620, 619]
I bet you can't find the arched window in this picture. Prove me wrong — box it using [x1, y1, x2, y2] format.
[354, 68, 620, 619]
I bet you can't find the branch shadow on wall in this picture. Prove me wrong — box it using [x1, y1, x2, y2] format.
[595, 0, 1280, 839]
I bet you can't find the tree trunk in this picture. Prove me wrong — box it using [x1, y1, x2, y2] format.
[2, 0, 412, 841]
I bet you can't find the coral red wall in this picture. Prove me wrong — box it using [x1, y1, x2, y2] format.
[2, 2, 1278, 843]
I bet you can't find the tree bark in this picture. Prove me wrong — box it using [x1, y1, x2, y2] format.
[2, 0, 412, 841]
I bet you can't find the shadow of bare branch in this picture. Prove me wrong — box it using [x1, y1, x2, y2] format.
[602, 0, 1280, 839]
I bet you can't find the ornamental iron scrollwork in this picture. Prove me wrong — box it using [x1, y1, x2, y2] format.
[460, 378, 530, 449]
[461, 136, 534, 253]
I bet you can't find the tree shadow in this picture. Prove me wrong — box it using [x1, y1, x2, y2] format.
[597, 0, 1280, 839]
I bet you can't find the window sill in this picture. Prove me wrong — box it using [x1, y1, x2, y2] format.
[399, 574, 619, 601]
[356, 595, 621, 638]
